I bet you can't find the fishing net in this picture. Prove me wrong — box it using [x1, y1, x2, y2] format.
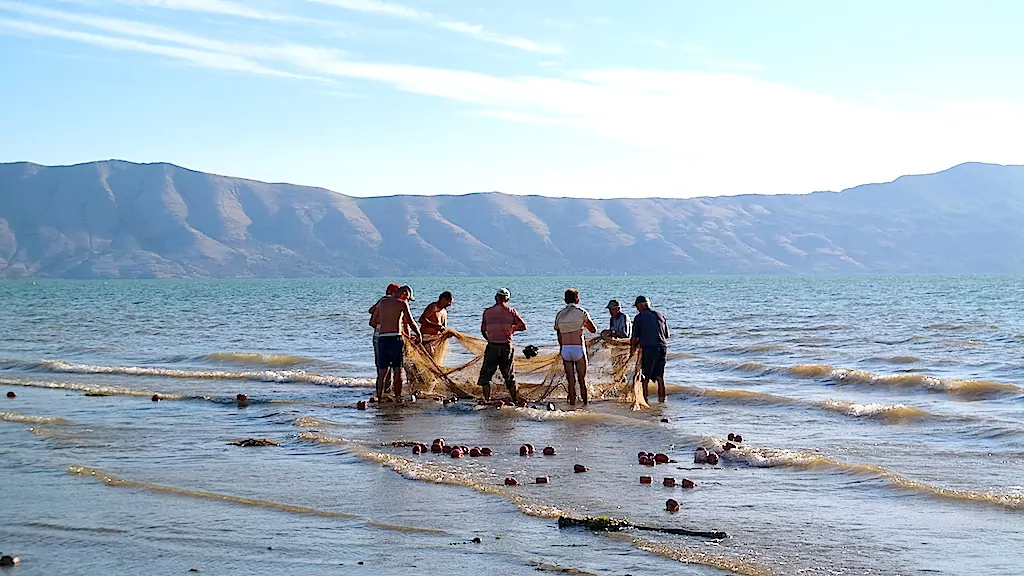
[402, 330, 650, 409]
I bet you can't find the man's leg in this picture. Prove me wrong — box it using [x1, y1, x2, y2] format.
[376, 368, 388, 399]
[655, 347, 667, 403]
[563, 358, 578, 405]
[477, 344, 499, 401]
[575, 357, 589, 405]
[498, 345, 518, 402]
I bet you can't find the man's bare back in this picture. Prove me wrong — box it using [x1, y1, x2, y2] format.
[375, 295, 418, 337]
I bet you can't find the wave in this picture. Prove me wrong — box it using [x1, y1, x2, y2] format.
[293, 416, 344, 428]
[706, 440, 1024, 510]
[715, 344, 787, 355]
[0, 411, 65, 425]
[606, 533, 773, 576]
[298, 431, 567, 519]
[198, 352, 319, 368]
[67, 465, 442, 534]
[868, 355, 921, 365]
[672, 385, 936, 422]
[0, 376, 187, 400]
[4, 359, 371, 388]
[818, 400, 932, 421]
[783, 365, 1022, 398]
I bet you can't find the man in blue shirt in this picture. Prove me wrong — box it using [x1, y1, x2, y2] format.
[630, 295, 670, 403]
[601, 299, 631, 339]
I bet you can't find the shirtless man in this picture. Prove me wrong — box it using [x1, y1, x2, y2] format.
[554, 288, 597, 406]
[370, 286, 421, 401]
[369, 283, 399, 392]
[419, 291, 454, 360]
[478, 288, 527, 403]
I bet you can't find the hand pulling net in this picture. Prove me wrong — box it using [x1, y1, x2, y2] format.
[403, 330, 649, 409]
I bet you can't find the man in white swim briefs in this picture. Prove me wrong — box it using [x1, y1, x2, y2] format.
[554, 288, 597, 406]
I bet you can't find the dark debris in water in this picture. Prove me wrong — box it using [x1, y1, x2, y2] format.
[228, 438, 280, 447]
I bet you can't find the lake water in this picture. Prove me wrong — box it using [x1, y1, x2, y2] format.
[1, 276, 1022, 575]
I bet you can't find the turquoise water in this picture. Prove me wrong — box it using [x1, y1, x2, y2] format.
[1, 276, 1023, 575]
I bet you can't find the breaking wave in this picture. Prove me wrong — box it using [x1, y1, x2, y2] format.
[784, 365, 1022, 398]
[706, 441, 1024, 510]
[198, 352, 320, 368]
[0, 411, 66, 425]
[4, 359, 371, 388]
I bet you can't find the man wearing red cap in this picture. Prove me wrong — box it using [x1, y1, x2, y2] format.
[369, 283, 399, 391]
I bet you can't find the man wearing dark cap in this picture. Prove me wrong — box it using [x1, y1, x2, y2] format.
[601, 299, 632, 339]
[478, 288, 527, 403]
[630, 296, 670, 403]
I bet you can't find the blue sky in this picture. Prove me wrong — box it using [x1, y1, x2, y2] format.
[2, 0, 1024, 198]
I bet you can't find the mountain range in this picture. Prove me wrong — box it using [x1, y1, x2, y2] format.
[1, 160, 1022, 278]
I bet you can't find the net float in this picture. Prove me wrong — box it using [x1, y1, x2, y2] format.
[433, 438, 445, 447]
[724, 442, 736, 451]
[640, 475, 652, 484]
[442, 445, 453, 454]
[535, 476, 549, 484]
[681, 478, 696, 489]
[706, 453, 719, 465]
[236, 394, 250, 408]
[519, 445, 529, 456]
[637, 451, 648, 461]
[640, 457, 655, 467]
[5, 391, 15, 398]
[694, 447, 709, 464]
[469, 447, 481, 457]
[661, 418, 669, 423]
[356, 400, 367, 411]
[151, 394, 160, 402]
[459, 445, 470, 453]
[654, 453, 669, 464]
[431, 443, 443, 453]
[369, 396, 379, 403]
[412, 445, 423, 455]
[727, 433, 735, 441]
[573, 464, 588, 473]
[0, 556, 20, 567]
[734, 435, 743, 443]
[663, 477, 677, 487]
[504, 477, 519, 486]
[480, 447, 493, 456]
[451, 448, 463, 458]
[542, 446, 556, 456]
[666, 499, 680, 513]
[525, 444, 535, 454]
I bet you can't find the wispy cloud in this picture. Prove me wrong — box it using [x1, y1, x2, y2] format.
[0, 17, 301, 77]
[681, 44, 708, 53]
[115, 0, 300, 22]
[308, 0, 564, 55]
[707, 59, 765, 72]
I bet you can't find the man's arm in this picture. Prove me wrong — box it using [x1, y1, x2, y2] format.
[630, 316, 641, 355]
[418, 304, 441, 330]
[480, 312, 488, 339]
[583, 312, 597, 334]
[369, 308, 379, 329]
[402, 302, 422, 340]
[512, 310, 527, 333]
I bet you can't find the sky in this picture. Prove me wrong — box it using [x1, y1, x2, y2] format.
[3, 1, 1024, 199]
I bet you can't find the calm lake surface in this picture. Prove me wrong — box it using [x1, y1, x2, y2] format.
[1, 276, 1022, 575]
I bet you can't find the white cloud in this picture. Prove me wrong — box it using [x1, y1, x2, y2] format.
[707, 59, 765, 72]
[681, 44, 708, 53]
[309, 0, 565, 55]
[114, 0, 299, 22]
[0, 16, 303, 77]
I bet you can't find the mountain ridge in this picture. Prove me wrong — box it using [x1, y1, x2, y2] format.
[1, 159, 1023, 278]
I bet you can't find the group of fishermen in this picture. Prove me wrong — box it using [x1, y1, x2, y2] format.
[368, 283, 670, 406]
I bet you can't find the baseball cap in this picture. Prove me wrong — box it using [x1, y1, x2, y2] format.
[400, 285, 415, 301]
[606, 299, 620, 309]
[496, 288, 511, 299]
[634, 295, 650, 306]
[385, 283, 400, 295]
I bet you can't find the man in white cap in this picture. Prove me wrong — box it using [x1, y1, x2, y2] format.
[478, 288, 527, 403]
[630, 295, 670, 403]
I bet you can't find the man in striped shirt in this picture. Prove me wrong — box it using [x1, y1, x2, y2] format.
[478, 288, 527, 403]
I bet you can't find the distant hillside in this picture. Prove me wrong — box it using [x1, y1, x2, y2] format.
[1, 160, 1023, 278]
